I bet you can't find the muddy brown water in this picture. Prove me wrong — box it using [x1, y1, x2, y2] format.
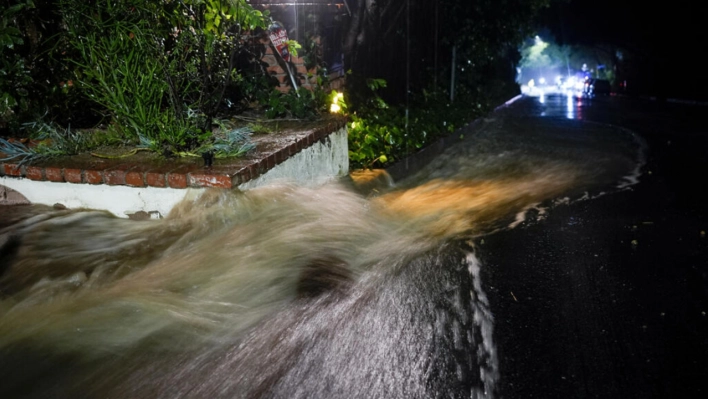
[0, 103, 644, 398]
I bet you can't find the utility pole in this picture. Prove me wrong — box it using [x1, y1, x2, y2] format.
[434, 0, 439, 92]
[405, 0, 411, 169]
[451, 45, 456, 102]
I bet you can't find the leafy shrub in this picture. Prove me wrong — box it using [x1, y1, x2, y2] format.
[0, 1, 63, 131]
[261, 87, 328, 120]
[53, 0, 276, 157]
[347, 78, 510, 169]
[0, 122, 114, 164]
[0, 1, 29, 128]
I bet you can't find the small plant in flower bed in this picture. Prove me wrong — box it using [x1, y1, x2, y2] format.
[1, 120, 256, 165]
[260, 87, 329, 120]
[0, 122, 116, 164]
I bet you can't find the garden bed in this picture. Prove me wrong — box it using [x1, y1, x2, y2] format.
[1, 116, 347, 190]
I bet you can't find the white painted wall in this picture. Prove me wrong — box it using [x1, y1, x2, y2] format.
[0, 178, 201, 218]
[238, 127, 349, 190]
[0, 127, 349, 218]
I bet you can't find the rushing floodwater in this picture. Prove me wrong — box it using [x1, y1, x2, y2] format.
[0, 109, 645, 398]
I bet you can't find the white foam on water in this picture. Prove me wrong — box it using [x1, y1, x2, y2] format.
[508, 208, 529, 229]
[617, 126, 648, 189]
[466, 250, 499, 399]
[617, 163, 642, 189]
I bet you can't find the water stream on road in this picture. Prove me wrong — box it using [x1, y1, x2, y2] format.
[0, 97, 646, 398]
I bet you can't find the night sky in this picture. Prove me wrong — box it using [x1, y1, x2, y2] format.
[542, 1, 704, 48]
[540, 0, 707, 99]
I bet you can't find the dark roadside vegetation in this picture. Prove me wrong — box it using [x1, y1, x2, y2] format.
[4, 1, 695, 171]
[0, 0, 562, 170]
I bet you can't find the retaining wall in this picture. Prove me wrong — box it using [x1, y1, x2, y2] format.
[1, 121, 348, 218]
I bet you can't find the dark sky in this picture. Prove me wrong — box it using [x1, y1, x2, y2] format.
[538, 0, 708, 98]
[541, 1, 705, 54]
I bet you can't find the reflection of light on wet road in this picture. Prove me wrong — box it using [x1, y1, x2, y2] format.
[519, 89, 586, 120]
[567, 94, 575, 119]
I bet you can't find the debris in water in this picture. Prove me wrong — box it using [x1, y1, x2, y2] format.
[510, 291, 518, 302]
[631, 239, 638, 248]
[127, 211, 150, 221]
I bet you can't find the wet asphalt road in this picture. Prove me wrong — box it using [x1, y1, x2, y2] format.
[482, 94, 708, 398]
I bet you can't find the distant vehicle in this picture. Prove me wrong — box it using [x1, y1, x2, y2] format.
[583, 78, 611, 96]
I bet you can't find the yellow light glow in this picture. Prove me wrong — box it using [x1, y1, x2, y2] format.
[330, 92, 345, 113]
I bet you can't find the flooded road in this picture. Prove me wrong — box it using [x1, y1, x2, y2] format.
[0, 93, 676, 398]
[483, 93, 708, 398]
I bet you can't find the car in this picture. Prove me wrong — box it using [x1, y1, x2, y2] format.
[583, 78, 611, 96]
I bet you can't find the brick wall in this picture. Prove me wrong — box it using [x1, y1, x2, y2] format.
[260, 36, 345, 94]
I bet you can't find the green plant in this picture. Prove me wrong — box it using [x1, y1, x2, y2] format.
[247, 123, 270, 134]
[0, 121, 105, 164]
[300, 35, 323, 70]
[0, 137, 34, 162]
[195, 126, 255, 158]
[262, 87, 326, 120]
[0, 0, 35, 130]
[346, 77, 498, 169]
[348, 112, 400, 168]
[59, 1, 182, 151]
[0, 0, 94, 133]
[54, 0, 271, 157]
[2, 0, 337, 163]
[162, 0, 273, 130]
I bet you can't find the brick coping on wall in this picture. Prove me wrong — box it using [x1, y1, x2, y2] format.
[0, 118, 347, 190]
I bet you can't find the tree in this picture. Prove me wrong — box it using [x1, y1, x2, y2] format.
[340, 0, 558, 105]
[343, 0, 561, 169]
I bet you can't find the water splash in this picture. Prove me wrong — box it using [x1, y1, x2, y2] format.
[0, 184, 435, 356]
[0, 115, 647, 398]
